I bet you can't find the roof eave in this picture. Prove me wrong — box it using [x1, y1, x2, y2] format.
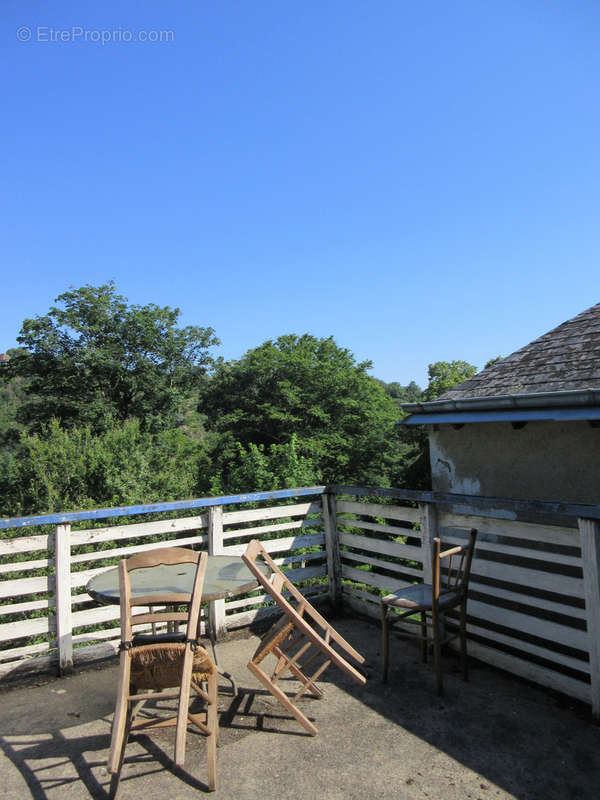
[399, 389, 600, 426]
[401, 388, 600, 415]
[401, 406, 600, 426]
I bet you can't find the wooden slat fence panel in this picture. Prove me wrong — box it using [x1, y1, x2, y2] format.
[338, 500, 425, 610]
[337, 493, 593, 708]
[220, 498, 327, 625]
[0, 489, 327, 677]
[2, 484, 600, 714]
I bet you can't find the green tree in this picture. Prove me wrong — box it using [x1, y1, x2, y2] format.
[6, 283, 220, 433]
[0, 359, 26, 449]
[208, 435, 319, 496]
[423, 360, 477, 401]
[199, 334, 403, 485]
[382, 380, 423, 407]
[484, 355, 503, 369]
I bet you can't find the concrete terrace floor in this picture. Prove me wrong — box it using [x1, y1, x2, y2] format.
[1, 617, 599, 800]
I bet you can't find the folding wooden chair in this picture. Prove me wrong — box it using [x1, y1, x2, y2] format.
[242, 539, 366, 735]
[381, 528, 477, 695]
[107, 547, 218, 791]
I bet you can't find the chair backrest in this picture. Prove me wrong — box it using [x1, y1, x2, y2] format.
[118, 547, 208, 646]
[242, 539, 366, 681]
[431, 528, 477, 605]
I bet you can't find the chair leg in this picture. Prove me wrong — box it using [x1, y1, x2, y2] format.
[381, 602, 389, 683]
[108, 701, 135, 800]
[247, 659, 318, 735]
[174, 647, 195, 768]
[432, 611, 443, 696]
[108, 652, 131, 774]
[205, 670, 218, 792]
[420, 611, 428, 663]
[459, 601, 469, 682]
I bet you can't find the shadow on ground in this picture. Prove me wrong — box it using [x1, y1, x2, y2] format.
[1, 617, 599, 800]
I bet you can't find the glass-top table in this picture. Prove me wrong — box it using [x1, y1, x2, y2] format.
[86, 554, 269, 605]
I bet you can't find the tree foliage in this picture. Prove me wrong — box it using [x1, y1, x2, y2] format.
[484, 355, 503, 369]
[382, 380, 423, 407]
[199, 334, 403, 485]
[6, 283, 219, 433]
[423, 360, 478, 401]
[2, 419, 206, 517]
[207, 435, 319, 496]
[0, 283, 498, 517]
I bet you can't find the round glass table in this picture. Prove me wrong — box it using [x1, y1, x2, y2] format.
[86, 554, 268, 605]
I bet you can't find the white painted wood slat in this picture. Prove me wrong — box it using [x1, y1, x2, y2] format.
[337, 518, 419, 539]
[0, 641, 53, 665]
[439, 528, 582, 567]
[222, 517, 322, 541]
[468, 599, 587, 651]
[223, 533, 324, 557]
[0, 575, 51, 600]
[70, 515, 208, 545]
[0, 558, 52, 575]
[71, 604, 120, 627]
[466, 640, 591, 705]
[578, 517, 600, 716]
[0, 615, 53, 642]
[342, 564, 412, 592]
[339, 532, 423, 562]
[465, 620, 590, 674]
[337, 500, 420, 524]
[469, 558, 584, 599]
[341, 550, 421, 578]
[70, 534, 206, 565]
[0, 533, 52, 556]
[469, 579, 587, 621]
[438, 512, 577, 548]
[0, 598, 53, 616]
[223, 501, 322, 525]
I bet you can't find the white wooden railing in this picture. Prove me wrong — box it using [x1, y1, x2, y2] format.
[332, 486, 600, 716]
[1, 485, 600, 716]
[0, 487, 331, 678]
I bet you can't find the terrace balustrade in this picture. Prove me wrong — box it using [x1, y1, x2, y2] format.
[1, 485, 600, 717]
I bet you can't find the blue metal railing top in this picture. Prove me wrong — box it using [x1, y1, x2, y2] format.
[2, 483, 599, 532]
[0, 486, 327, 531]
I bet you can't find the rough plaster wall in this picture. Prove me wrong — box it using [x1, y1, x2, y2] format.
[429, 421, 600, 504]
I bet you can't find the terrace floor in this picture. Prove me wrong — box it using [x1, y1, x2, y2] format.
[1, 617, 599, 800]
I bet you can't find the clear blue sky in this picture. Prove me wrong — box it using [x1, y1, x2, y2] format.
[2, 1, 599, 387]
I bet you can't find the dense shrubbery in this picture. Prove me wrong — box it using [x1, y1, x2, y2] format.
[2, 419, 204, 517]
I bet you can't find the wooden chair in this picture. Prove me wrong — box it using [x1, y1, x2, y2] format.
[107, 547, 218, 791]
[381, 528, 477, 695]
[242, 539, 366, 736]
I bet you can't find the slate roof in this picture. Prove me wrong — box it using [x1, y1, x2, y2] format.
[440, 302, 600, 401]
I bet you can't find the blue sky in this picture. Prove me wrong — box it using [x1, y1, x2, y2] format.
[2, 1, 599, 387]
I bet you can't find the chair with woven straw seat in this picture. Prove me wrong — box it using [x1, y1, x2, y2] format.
[107, 547, 218, 792]
[381, 528, 477, 695]
[242, 539, 367, 736]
